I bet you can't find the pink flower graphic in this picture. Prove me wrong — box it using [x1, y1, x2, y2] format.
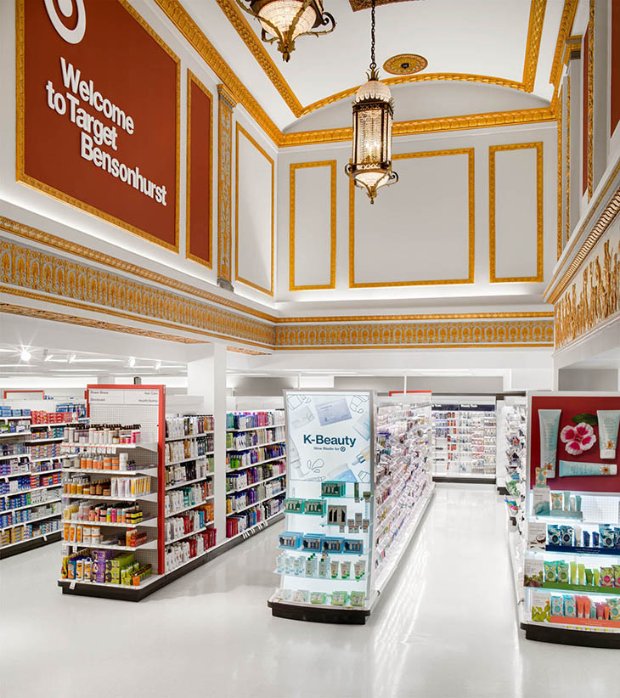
[560, 422, 596, 456]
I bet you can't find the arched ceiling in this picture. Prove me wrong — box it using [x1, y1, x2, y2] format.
[177, 0, 576, 134]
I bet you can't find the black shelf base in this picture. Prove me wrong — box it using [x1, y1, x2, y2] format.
[521, 621, 620, 649]
[0, 530, 61, 559]
[268, 599, 370, 625]
[433, 475, 497, 485]
[58, 513, 285, 601]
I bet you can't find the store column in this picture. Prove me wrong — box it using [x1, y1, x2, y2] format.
[187, 344, 228, 545]
[216, 84, 237, 292]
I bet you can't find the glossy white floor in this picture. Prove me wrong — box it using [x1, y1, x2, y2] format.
[1, 484, 619, 698]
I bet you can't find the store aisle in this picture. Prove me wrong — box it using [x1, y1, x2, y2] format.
[1, 484, 619, 698]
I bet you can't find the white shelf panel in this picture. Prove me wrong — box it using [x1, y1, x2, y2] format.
[29, 456, 63, 464]
[2, 498, 61, 515]
[1, 511, 61, 532]
[58, 575, 162, 591]
[62, 467, 158, 477]
[165, 496, 215, 518]
[1, 529, 60, 550]
[165, 453, 214, 466]
[165, 522, 215, 545]
[0, 416, 31, 422]
[0, 432, 31, 438]
[1, 483, 62, 498]
[64, 539, 158, 552]
[62, 442, 154, 450]
[62, 517, 157, 529]
[0, 453, 28, 461]
[165, 474, 214, 491]
[226, 472, 286, 494]
[226, 439, 285, 453]
[31, 422, 80, 429]
[3, 468, 63, 479]
[226, 455, 287, 473]
[63, 492, 158, 503]
[226, 490, 285, 516]
[165, 431, 213, 442]
[226, 424, 283, 434]
[24, 437, 65, 444]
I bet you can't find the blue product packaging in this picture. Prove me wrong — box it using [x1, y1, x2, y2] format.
[600, 525, 615, 549]
[560, 526, 574, 547]
[547, 524, 562, 546]
[592, 531, 600, 547]
[582, 530, 590, 547]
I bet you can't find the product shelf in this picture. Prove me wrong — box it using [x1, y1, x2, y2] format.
[64, 539, 158, 552]
[1, 529, 61, 550]
[165, 453, 214, 467]
[61, 466, 158, 477]
[62, 442, 154, 449]
[30, 422, 81, 429]
[226, 439, 284, 453]
[0, 453, 28, 461]
[2, 468, 63, 479]
[165, 496, 215, 518]
[0, 416, 31, 421]
[1, 483, 62, 497]
[28, 456, 63, 464]
[63, 492, 158, 503]
[58, 574, 162, 592]
[0, 432, 32, 439]
[226, 424, 283, 434]
[64, 517, 158, 529]
[164, 474, 214, 491]
[226, 510, 284, 541]
[165, 431, 214, 442]
[226, 455, 287, 473]
[226, 490, 285, 516]
[226, 472, 286, 494]
[2, 497, 62, 515]
[24, 436, 65, 444]
[165, 522, 214, 546]
[0, 510, 61, 532]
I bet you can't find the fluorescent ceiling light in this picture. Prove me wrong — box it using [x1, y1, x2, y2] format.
[71, 358, 124, 363]
[155, 360, 162, 370]
[128, 357, 136, 368]
[68, 353, 76, 363]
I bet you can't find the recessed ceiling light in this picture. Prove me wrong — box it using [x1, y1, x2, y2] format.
[155, 360, 162, 370]
[20, 348, 31, 362]
[383, 53, 428, 76]
[68, 353, 77, 363]
[128, 357, 136, 368]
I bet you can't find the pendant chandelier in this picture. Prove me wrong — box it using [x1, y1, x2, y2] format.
[345, 0, 398, 204]
[235, 1, 336, 62]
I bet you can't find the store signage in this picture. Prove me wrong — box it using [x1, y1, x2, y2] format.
[285, 391, 372, 483]
[18, 0, 179, 249]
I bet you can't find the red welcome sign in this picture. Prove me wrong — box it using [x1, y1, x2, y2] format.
[17, 0, 179, 249]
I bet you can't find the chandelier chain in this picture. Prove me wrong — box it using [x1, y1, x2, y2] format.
[370, 0, 376, 70]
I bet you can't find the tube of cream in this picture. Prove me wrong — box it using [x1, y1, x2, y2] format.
[597, 411, 620, 460]
[558, 460, 618, 477]
[539, 409, 561, 477]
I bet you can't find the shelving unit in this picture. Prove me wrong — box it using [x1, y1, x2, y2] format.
[225, 411, 286, 540]
[0, 406, 85, 558]
[520, 391, 620, 648]
[432, 397, 497, 483]
[501, 397, 527, 538]
[269, 391, 434, 624]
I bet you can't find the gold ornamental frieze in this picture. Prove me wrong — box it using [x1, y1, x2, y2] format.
[554, 228, 620, 350]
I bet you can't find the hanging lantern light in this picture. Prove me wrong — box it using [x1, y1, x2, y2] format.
[235, 1, 336, 62]
[345, 0, 397, 204]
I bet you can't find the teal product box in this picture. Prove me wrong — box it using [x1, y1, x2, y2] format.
[322, 537, 343, 553]
[322, 481, 346, 498]
[301, 534, 324, 551]
[304, 499, 326, 516]
[279, 531, 302, 549]
[547, 524, 561, 546]
[343, 539, 364, 555]
[550, 595, 564, 617]
[284, 498, 304, 514]
[563, 595, 577, 617]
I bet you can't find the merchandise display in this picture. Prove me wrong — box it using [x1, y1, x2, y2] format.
[226, 410, 286, 540]
[0, 405, 84, 557]
[432, 398, 497, 481]
[521, 392, 620, 647]
[501, 397, 528, 534]
[58, 386, 163, 596]
[269, 391, 434, 623]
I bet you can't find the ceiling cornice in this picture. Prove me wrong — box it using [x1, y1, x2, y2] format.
[216, 0, 550, 124]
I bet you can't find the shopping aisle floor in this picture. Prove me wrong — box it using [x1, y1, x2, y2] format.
[1, 484, 619, 698]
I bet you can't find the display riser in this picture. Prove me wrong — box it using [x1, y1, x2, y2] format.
[520, 621, 620, 649]
[58, 513, 284, 601]
[433, 474, 496, 485]
[269, 486, 435, 624]
[268, 599, 370, 624]
[0, 530, 61, 559]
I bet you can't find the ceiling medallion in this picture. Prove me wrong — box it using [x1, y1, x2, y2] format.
[235, 0, 336, 62]
[383, 53, 427, 75]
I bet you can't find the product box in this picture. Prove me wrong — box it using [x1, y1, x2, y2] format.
[523, 558, 544, 587]
[530, 591, 551, 622]
[532, 487, 551, 516]
[528, 522, 547, 550]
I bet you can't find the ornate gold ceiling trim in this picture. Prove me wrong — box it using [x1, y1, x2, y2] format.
[522, 0, 547, 92]
[549, 0, 579, 94]
[277, 311, 554, 324]
[275, 319, 554, 349]
[0, 216, 276, 324]
[0, 302, 203, 345]
[214, 0, 303, 117]
[545, 159, 620, 304]
[154, 0, 281, 144]
[299, 74, 526, 117]
[277, 343, 554, 351]
[281, 106, 556, 147]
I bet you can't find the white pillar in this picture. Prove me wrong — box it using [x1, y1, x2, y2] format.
[187, 344, 228, 545]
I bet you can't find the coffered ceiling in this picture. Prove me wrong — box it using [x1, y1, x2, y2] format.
[178, 0, 573, 132]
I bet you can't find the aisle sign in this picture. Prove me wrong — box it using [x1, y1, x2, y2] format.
[285, 391, 373, 483]
[17, 0, 179, 249]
